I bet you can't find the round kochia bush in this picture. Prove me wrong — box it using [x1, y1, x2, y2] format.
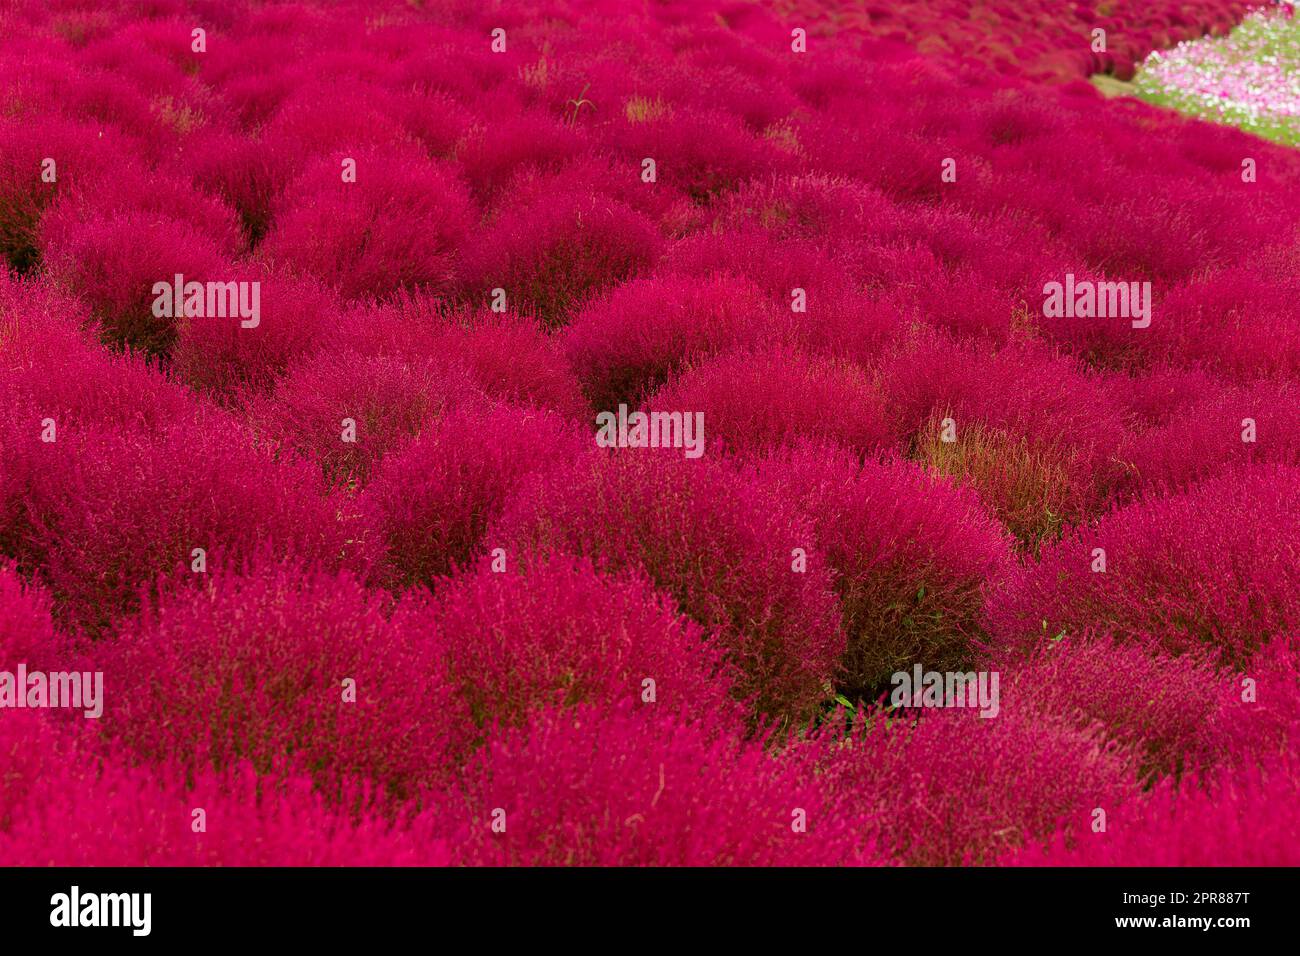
[646, 347, 892, 457]
[444, 703, 878, 866]
[992, 636, 1231, 783]
[467, 186, 663, 328]
[0, 115, 131, 273]
[426, 309, 588, 420]
[259, 150, 476, 301]
[19, 411, 365, 635]
[492, 451, 844, 723]
[171, 267, 343, 398]
[985, 465, 1300, 668]
[361, 402, 589, 588]
[0, 710, 449, 866]
[818, 699, 1139, 866]
[311, 299, 586, 419]
[563, 272, 788, 411]
[757, 443, 1013, 700]
[1121, 379, 1300, 497]
[0, 273, 199, 564]
[603, 106, 794, 201]
[93, 564, 467, 802]
[0, 564, 64, 670]
[410, 554, 743, 739]
[40, 208, 233, 357]
[246, 349, 482, 490]
[884, 332, 1130, 548]
[38, 163, 245, 261]
[1009, 755, 1300, 867]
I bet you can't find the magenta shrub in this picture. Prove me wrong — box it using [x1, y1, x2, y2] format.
[445, 703, 878, 866]
[646, 347, 892, 457]
[492, 452, 845, 723]
[413, 554, 744, 738]
[757, 442, 1013, 697]
[20, 412, 366, 635]
[563, 273, 788, 411]
[361, 402, 589, 587]
[0, 116, 127, 272]
[1009, 755, 1300, 867]
[0, 711, 450, 865]
[171, 267, 344, 397]
[259, 149, 477, 301]
[41, 209, 233, 356]
[427, 308, 589, 420]
[0, 564, 64, 669]
[93, 563, 467, 801]
[992, 636, 1232, 781]
[1121, 379, 1300, 496]
[466, 186, 662, 328]
[246, 348, 483, 489]
[817, 701, 1139, 866]
[986, 465, 1300, 667]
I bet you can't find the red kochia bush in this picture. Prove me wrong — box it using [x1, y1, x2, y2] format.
[656, 227, 902, 364]
[39, 163, 245, 259]
[818, 701, 1139, 866]
[258, 81, 431, 159]
[492, 452, 844, 723]
[170, 267, 343, 397]
[884, 332, 1129, 474]
[0, 564, 63, 669]
[1105, 364, 1220, 429]
[604, 106, 795, 201]
[0, 115, 128, 272]
[500, 155, 695, 230]
[1, 273, 206, 571]
[1009, 755, 1300, 867]
[413, 555, 744, 739]
[21, 412, 365, 635]
[1121, 379, 1300, 497]
[0, 268, 195, 428]
[310, 297, 587, 418]
[986, 465, 1300, 668]
[93, 564, 467, 801]
[994, 636, 1231, 782]
[362, 402, 589, 588]
[563, 272, 788, 411]
[758, 443, 1012, 698]
[455, 113, 586, 200]
[467, 187, 662, 328]
[446, 703, 877, 866]
[259, 150, 476, 301]
[884, 331, 1131, 545]
[0, 321, 197, 435]
[1151, 254, 1300, 382]
[646, 347, 892, 457]
[426, 309, 588, 420]
[657, 227, 853, 306]
[247, 349, 482, 489]
[185, 128, 298, 243]
[0, 711, 449, 865]
[719, 174, 903, 257]
[40, 208, 234, 357]
[1193, 635, 1300, 778]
